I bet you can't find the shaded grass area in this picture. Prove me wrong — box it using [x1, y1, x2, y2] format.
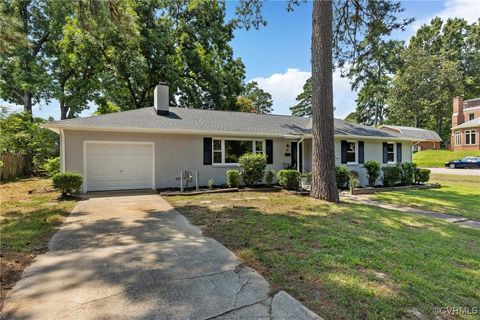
[373, 174, 480, 220]
[168, 192, 480, 320]
[0, 178, 77, 308]
[413, 149, 480, 168]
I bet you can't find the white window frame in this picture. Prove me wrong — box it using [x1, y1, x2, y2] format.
[212, 138, 265, 166]
[455, 131, 462, 146]
[465, 130, 477, 145]
[386, 142, 396, 164]
[346, 140, 358, 164]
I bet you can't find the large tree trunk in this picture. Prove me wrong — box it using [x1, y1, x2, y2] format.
[60, 100, 68, 120]
[310, 0, 339, 202]
[23, 91, 32, 116]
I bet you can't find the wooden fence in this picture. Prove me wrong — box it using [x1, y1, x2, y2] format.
[0, 153, 32, 181]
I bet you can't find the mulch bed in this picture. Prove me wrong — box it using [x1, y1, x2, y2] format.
[159, 186, 281, 196]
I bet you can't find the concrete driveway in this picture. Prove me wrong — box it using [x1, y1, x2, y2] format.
[426, 167, 480, 176]
[2, 192, 320, 320]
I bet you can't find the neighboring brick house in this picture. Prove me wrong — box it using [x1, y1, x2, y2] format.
[379, 125, 442, 152]
[451, 96, 480, 151]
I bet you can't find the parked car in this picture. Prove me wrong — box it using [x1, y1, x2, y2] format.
[445, 156, 480, 169]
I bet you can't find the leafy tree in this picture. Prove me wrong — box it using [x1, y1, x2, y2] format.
[290, 77, 312, 117]
[347, 40, 404, 125]
[0, 0, 54, 116]
[235, 97, 256, 113]
[409, 17, 480, 99]
[387, 48, 463, 141]
[0, 112, 58, 172]
[240, 81, 272, 113]
[237, 0, 411, 202]
[80, 0, 245, 111]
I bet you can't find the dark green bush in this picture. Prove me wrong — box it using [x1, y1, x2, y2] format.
[414, 168, 430, 184]
[364, 160, 381, 187]
[348, 170, 360, 190]
[52, 172, 83, 196]
[336, 166, 349, 189]
[400, 162, 417, 185]
[277, 169, 300, 189]
[382, 165, 402, 187]
[44, 157, 60, 177]
[238, 153, 267, 186]
[226, 170, 240, 188]
[265, 170, 276, 186]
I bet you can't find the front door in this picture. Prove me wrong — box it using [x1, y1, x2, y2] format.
[291, 141, 303, 172]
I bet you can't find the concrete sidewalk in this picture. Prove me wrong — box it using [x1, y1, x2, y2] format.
[426, 167, 480, 176]
[2, 193, 321, 320]
[343, 194, 480, 230]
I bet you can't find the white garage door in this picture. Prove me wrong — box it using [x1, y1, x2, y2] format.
[85, 142, 154, 192]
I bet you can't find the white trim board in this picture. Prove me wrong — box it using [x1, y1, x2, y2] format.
[82, 140, 155, 193]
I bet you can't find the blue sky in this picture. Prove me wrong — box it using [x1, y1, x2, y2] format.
[4, 0, 480, 119]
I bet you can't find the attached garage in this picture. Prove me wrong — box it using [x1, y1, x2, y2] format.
[84, 141, 155, 192]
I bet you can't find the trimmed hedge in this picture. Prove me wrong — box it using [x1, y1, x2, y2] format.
[364, 160, 381, 187]
[277, 169, 300, 189]
[414, 168, 431, 184]
[265, 170, 276, 186]
[382, 165, 402, 187]
[52, 172, 83, 196]
[400, 162, 417, 185]
[238, 153, 267, 186]
[336, 166, 349, 189]
[226, 170, 241, 188]
[348, 170, 360, 190]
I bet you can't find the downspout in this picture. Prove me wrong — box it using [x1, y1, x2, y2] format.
[297, 136, 305, 172]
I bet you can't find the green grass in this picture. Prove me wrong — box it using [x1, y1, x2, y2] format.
[373, 174, 480, 221]
[168, 192, 480, 320]
[413, 149, 480, 168]
[0, 178, 77, 252]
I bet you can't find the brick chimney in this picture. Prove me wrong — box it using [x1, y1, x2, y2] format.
[154, 82, 169, 116]
[452, 96, 464, 127]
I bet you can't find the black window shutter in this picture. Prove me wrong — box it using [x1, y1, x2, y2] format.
[397, 142, 402, 163]
[266, 139, 273, 164]
[341, 140, 347, 164]
[382, 142, 388, 164]
[203, 137, 212, 165]
[358, 141, 364, 164]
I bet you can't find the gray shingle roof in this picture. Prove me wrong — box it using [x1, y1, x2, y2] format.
[452, 117, 480, 130]
[45, 107, 409, 139]
[380, 125, 442, 141]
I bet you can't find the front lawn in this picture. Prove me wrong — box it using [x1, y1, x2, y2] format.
[413, 149, 480, 168]
[0, 178, 77, 308]
[373, 174, 480, 221]
[168, 192, 480, 320]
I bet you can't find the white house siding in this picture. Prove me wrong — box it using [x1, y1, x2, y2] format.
[63, 130, 296, 189]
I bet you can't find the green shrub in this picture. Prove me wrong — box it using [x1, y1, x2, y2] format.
[52, 172, 83, 196]
[44, 157, 60, 177]
[414, 168, 431, 184]
[336, 166, 349, 189]
[301, 171, 312, 184]
[382, 165, 402, 187]
[364, 160, 381, 187]
[265, 170, 276, 186]
[226, 170, 240, 188]
[348, 170, 360, 191]
[277, 169, 300, 189]
[207, 178, 215, 190]
[238, 153, 267, 186]
[400, 162, 417, 185]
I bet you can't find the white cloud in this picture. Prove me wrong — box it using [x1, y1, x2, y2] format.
[249, 68, 356, 119]
[412, 0, 480, 31]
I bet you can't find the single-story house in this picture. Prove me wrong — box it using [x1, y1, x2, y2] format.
[378, 125, 442, 152]
[44, 84, 416, 192]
